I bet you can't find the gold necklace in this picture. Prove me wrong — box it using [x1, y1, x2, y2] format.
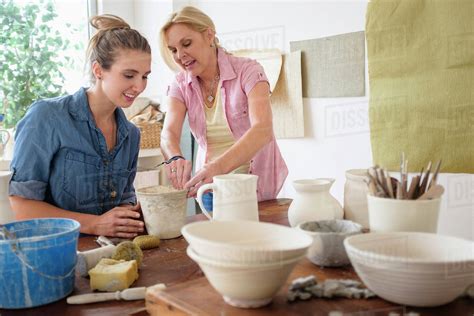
[201, 74, 220, 104]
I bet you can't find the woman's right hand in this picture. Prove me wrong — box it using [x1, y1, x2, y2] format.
[166, 158, 192, 190]
[94, 204, 144, 238]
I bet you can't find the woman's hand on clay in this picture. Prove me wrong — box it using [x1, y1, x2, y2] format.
[166, 158, 192, 190]
[184, 161, 224, 197]
[94, 203, 144, 238]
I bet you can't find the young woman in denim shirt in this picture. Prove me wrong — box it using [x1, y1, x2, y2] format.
[159, 7, 288, 210]
[9, 15, 151, 238]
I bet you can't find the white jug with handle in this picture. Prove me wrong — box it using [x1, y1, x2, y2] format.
[0, 129, 10, 158]
[196, 174, 259, 221]
[287, 178, 343, 227]
[0, 171, 14, 224]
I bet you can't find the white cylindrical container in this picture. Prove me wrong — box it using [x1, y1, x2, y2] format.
[343, 169, 369, 228]
[367, 195, 441, 233]
[288, 178, 343, 227]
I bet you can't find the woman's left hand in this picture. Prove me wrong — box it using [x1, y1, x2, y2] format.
[166, 158, 192, 190]
[184, 161, 224, 197]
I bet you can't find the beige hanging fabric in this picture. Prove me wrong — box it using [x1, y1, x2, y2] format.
[366, 0, 473, 172]
[231, 49, 305, 139]
[231, 49, 282, 92]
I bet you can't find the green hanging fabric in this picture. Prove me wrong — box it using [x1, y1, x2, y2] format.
[366, 0, 473, 172]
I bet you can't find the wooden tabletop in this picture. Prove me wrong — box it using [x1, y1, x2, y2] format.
[0, 199, 472, 315]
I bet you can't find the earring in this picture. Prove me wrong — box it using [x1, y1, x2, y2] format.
[97, 76, 102, 80]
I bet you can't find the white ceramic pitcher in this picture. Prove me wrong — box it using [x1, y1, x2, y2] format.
[0, 171, 14, 224]
[0, 130, 10, 158]
[288, 178, 344, 227]
[196, 174, 259, 221]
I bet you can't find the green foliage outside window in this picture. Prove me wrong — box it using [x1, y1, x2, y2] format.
[0, 0, 81, 128]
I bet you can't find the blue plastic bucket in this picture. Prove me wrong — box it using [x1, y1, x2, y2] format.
[0, 218, 80, 309]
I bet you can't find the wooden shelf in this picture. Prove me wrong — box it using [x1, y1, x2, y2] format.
[138, 148, 162, 158]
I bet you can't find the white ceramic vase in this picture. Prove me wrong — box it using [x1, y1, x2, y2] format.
[288, 178, 343, 227]
[343, 169, 370, 228]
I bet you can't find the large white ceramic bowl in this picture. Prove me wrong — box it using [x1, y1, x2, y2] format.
[297, 219, 363, 267]
[344, 232, 474, 307]
[182, 220, 312, 264]
[187, 246, 304, 308]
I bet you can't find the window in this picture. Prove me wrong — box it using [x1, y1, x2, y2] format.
[0, 0, 90, 128]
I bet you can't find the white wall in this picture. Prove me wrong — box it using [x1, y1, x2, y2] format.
[102, 0, 473, 240]
[97, 0, 135, 26]
[133, 0, 176, 104]
[97, 0, 175, 105]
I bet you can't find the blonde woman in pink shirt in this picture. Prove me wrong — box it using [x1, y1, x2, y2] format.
[159, 6, 288, 206]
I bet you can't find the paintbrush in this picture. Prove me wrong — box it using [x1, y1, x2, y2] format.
[376, 167, 390, 197]
[407, 175, 420, 199]
[368, 168, 386, 197]
[418, 161, 432, 196]
[396, 153, 405, 199]
[384, 169, 394, 198]
[428, 160, 442, 189]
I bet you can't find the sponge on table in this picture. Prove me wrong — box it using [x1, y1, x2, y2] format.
[112, 241, 143, 266]
[133, 235, 161, 250]
[89, 258, 139, 291]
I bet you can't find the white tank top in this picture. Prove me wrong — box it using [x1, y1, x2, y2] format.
[204, 82, 249, 174]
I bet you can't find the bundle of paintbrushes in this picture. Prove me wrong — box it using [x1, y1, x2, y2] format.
[367, 155, 443, 200]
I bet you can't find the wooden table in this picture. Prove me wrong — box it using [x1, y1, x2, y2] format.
[1, 199, 472, 315]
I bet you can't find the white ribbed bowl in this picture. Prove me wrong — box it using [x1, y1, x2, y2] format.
[344, 232, 474, 307]
[182, 220, 312, 264]
[187, 246, 304, 308]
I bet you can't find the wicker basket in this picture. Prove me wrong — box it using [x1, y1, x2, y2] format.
[138, 122, 163, 149]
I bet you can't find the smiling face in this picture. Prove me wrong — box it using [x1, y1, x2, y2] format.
[165, 23, 215, 77]
[94, 49, 151, 108]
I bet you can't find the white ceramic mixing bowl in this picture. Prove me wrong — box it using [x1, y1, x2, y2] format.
[186, 246, 304, 308]
[344, 232, 474, 307]
[182, 220, 312, 264]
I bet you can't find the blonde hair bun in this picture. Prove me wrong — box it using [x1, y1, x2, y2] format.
[90, 14, 130, 31]
[86, 14, 150, 83]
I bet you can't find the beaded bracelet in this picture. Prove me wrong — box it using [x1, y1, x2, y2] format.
[166, 155, 185, 164]
[154, 155, 185, 168]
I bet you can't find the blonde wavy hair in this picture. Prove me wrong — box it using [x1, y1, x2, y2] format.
[159, 6, 220, 72]
[86, 14, 151, 83]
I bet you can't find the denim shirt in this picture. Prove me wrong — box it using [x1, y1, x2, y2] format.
[167, 48, 288, 201]
[9, 88, 140, 215]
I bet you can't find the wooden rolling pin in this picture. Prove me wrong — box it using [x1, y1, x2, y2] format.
[67, 284, 166, 304]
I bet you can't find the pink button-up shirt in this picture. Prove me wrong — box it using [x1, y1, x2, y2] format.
[167, 48, 288, 201]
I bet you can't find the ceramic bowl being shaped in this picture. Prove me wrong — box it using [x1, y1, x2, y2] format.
[137, 185, 187, 239]
[344, 232, 474, 307]
[297, 220, 363, 267]
[181, 220, 312, 264]
[187, 246, 303, 308]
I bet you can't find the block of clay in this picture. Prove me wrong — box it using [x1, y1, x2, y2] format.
[89, 258, 139, 292]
